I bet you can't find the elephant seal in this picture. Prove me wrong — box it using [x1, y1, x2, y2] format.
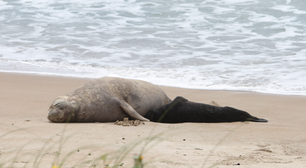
[145, 96, 268, 123]
[47, 77, 171, 123]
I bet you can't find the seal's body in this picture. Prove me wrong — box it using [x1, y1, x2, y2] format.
[47, 77, 171, 122]
[145, 96, 268, 123]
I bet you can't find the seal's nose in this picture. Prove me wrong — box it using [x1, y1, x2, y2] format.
[47, 108, 65, 122]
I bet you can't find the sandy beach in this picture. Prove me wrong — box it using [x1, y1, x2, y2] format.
[0, 72, 306, 168]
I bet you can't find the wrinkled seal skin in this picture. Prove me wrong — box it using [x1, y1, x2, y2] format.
[145, 96, 268, 123]
[48, 77, 171, 123]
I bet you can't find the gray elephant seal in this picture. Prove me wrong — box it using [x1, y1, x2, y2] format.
[145, 96, 268, 123]
[47, 77, 171, 123]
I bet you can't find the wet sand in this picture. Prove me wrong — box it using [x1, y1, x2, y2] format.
[0, 72, 306, 168]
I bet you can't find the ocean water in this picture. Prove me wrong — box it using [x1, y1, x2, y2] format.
[0, 0, 306, 95]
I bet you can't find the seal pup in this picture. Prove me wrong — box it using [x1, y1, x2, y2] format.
[47, 77, 171, 123]
[145, 96, 268, 123]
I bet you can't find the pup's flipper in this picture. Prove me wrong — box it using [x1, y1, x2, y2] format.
[247, 116, 268, 122]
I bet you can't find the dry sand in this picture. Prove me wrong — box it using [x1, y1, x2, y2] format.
[0, 72, 306, 168]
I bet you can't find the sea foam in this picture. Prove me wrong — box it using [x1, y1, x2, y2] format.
[0, 0, 306, 95]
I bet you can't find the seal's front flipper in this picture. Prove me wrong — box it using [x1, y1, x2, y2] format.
[210, 101, 221, 107]
[247, 116, 268, 122]
[119, 100, 149, 121]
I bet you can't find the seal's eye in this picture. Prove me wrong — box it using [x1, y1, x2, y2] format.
[54, 102, 66, 110]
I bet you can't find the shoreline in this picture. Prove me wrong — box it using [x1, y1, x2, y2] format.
[1, 72, 306, 167]
[1, 71, 305, 97]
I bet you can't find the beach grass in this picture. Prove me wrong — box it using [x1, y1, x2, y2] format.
[0, 123, 240, 168]
[0, 125, 167, 168]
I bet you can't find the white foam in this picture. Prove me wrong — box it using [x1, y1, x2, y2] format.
[272, 5, 306, 14]
[1, 0, 306, 96]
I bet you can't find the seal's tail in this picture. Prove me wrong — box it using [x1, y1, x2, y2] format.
[247, 116, 268, 122]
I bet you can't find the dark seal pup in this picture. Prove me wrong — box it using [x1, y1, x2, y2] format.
[145, 96, 268, 123]
[48, 77, 171, 123]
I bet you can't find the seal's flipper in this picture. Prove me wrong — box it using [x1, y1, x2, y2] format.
[247, 116, 268, 122]
[119, 100, 149, 121]
[210, 101, 221, 107]
[255, 118, 268, 122]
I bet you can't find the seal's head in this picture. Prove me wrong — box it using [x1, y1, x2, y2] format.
[47, 96, 78, 122]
